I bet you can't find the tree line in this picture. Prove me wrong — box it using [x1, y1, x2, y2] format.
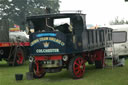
[0, 0, 60, 30]
[110, 16, 128, 25]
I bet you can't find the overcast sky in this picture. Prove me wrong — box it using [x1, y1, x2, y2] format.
[59, 0, 128, 25]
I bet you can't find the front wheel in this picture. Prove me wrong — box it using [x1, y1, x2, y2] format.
[29, 62, 46, 78]
[68, 56, 85, 79]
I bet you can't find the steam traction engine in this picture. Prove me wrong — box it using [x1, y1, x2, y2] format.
[0, 19, 29, 66]
[27, 13, 112, 79]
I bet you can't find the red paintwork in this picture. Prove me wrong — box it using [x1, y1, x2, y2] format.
[32, 49, 104, 78]
[95, 50, 104, 61]
[15, 42, 30, 46]
[81, 49, 104, 64]
[34, 55, 62, 61]
[73, 57, 85, 78]
[35, 62, 39, 73]
[16, 52, 24, 64]
[0, 42, 11, 47]
[0, 42, 30, 47]
[34, 61, 45, 77]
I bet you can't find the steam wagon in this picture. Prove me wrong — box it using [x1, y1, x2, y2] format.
[27, 13, 112, 79]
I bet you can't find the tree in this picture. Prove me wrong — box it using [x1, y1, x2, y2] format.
[0, 0, 60, 30]
[109, 16, 128, 25]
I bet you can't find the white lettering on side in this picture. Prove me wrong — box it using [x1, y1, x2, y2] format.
[36, 49, 59, 53]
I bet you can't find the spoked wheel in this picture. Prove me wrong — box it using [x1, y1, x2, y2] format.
[15, 48, 24, 65]
[8, 48, 24, 66]
[29, 62, 46, 78]
[95, 50, 104, 68]
[69, 56, 85, 79]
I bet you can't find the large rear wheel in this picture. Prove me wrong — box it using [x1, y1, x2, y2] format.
[15, 48, 24, 65]
[95, 50, 104, 68]
[68, 56, 85, 79]
[8, 48, 24, 66]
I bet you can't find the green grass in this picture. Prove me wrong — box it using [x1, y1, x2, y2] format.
[0, 60, 128, 85]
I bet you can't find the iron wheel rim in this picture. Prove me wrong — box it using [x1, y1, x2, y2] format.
[73, 57, 85, 78]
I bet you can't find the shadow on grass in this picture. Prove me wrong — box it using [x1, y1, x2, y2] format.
[41, 69, 71, 82]
[0, 60, 29, 68]
[36, 65, 103, 82]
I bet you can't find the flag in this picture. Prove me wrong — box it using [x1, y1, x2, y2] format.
[14, 24, 20, 28]
[9, 24, 20, 31]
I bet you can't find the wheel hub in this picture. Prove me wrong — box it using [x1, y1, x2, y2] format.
[80, 65, 83, 69]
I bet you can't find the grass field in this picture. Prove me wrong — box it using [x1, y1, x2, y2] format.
[0, 59, 128, 85]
